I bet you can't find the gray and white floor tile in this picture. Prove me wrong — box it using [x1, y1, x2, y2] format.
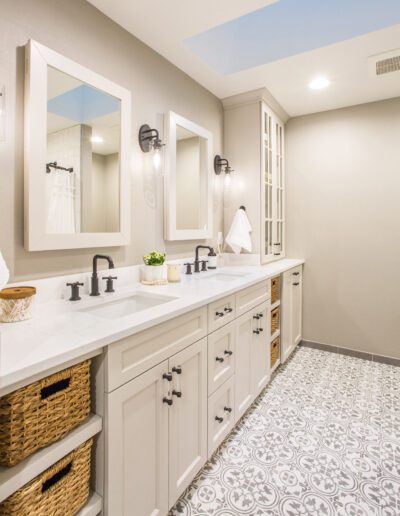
[170, 346, 400, 515]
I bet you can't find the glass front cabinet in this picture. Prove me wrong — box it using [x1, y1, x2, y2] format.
[223, 91, 286, 264]
[261, 103, 285, 263]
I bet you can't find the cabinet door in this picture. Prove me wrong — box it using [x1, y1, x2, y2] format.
[251, 303, 271, 396]
[169, 338, 207, 507]
[105, 361, 169, 516]
[291, 268, 303, 347]
[234, 311, 254, 422]
[208, 322, 235, 395]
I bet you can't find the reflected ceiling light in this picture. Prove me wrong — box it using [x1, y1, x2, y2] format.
[91, 135, 104, 143]
[308, 77, 330, 90]
[139, 124, 165, 171]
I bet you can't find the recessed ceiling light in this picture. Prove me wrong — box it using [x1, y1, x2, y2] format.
[91, 135, 104, 143]
[309, 77, 330, 90]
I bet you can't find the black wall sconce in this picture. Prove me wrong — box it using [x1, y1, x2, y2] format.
[214, 155, 234, 185]
[139, 124, 165, 170]
[214, 155, 234, 176]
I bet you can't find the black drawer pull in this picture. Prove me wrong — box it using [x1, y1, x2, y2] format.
[215, 311, 224, 318]
[172, 366, 182, 375]
[216, 356, 224, 363]
[224, 307, 233, 313]
[224, 406, 232, 413]
[163, 372, 172, 382]
[215, 416, 224, 423]
[172, 390, 182, 398]
[253, 330, 260, 335]
[42, 461, 72, 492]
[224, 350, 233, 356]
[293, 282, 300, 286]
[41, 378, 70, 400]
[257, 313, 264, 318]
[293, 272, 300, 276]
[274, 253, 281, 256]
[163, 397, 173, 406]
[258, 328, 264, 332]
[253, 315, 260, 320]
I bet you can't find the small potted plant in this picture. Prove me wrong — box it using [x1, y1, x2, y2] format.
[142, 251, 166, 282]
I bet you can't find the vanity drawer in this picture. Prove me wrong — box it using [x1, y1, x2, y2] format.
[105, 306, 207, 392]
[208, 321, 235, 395]
[208, 377, 235, 456]
[235, 280, 270, 316]
[208, 295, 235, 333]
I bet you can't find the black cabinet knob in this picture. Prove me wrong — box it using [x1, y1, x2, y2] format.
[293, 282, 300, 286]
[253, 329, 260, 334]
[257, 313, 264, 318]
[224, 307, 233, 313]
[172, 366, 182, 374]
[172, 390, 182, 398]
[216, 356, 224, 363]
[215, 416, 224, 423]
[224, 406, 232, 413]
[253, 315, 260, 320]
[292, 272, 300, 276]
[163, 372, 172, 382]
[163, 397, 173, 406]
[215, 311, 224, 318]
[259, 328, 264, 332]
[224, 350, 233, 356]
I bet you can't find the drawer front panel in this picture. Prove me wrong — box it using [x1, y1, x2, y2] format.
[208, 295, 236, 333]
[208, 377, 235, 456]
[235, 280, 271, 316]
[207, 322, 235, 395]
[106, 307, 207, 392]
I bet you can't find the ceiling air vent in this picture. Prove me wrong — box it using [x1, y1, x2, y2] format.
[368, 49, 400, 77]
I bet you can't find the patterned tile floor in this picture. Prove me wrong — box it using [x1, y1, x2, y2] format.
[170, 346, 400, 515]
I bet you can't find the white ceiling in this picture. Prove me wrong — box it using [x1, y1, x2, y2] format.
[88, 0, 400, 117]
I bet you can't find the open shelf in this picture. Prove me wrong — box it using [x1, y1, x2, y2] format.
[271, 329, 280, 341]
[270, 358, 281, 374]
[0, 414, 102, 503]
[77, 491, 102, 516]
[271, 299, 281, 310]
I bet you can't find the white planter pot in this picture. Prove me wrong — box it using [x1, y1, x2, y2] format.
[143, 265, 165, 282]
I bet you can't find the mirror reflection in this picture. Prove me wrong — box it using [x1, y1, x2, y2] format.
[175, 125, 207, 231]
[46, 66, 121, 234]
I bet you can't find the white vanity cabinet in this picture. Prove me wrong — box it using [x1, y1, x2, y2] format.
[281, 266, 303, 363]
[105, 338, 207, 515]
[234, 301, 271, 422]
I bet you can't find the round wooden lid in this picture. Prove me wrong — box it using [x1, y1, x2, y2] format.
[0, 286, 37, 300]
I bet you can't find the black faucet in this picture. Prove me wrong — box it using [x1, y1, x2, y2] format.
[194, 246, 214, 273]
[90, 254, 115, 296]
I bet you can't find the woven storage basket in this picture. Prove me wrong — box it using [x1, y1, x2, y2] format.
[271, 276, 280, 304]
[0, 360, 91, 467]
[271, 307, 280, 335]
[271, 336, 280, 368]
[0, 438, 92, 516]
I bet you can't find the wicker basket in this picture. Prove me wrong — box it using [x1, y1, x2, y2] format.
[271, 307, 280, 335]
[271, 276, 280, 305]
[0, 438, 92, 516]
[271, 336, 280, 368]
[0, 360, 91, 467]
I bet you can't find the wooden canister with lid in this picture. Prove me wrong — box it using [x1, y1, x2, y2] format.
[0, 286, 36, 323]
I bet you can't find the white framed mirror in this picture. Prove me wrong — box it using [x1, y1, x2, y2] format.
[164, 111, 213, 241]
[24, 40, 131, 251]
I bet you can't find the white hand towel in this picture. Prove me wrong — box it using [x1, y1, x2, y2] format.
[0, 251, 9, 290]
[225, 209, 252, 255]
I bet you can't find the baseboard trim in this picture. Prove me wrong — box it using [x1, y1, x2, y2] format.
[300, 340, 400, 367]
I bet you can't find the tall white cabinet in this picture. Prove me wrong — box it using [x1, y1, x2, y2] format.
[223, 88, 288, 263]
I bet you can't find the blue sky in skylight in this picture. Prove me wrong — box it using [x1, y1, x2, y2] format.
[185, 0, 400, 75]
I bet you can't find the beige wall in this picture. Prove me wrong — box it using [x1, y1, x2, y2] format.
[0, 0, 223, 281]
[286, 97, 400, 358]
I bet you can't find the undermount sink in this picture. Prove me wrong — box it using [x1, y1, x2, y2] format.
[198, 272, 249, 282]
[78, 292, 176, 319]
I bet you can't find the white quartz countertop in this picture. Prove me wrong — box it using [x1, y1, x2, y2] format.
[0, 259, 303, 393]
